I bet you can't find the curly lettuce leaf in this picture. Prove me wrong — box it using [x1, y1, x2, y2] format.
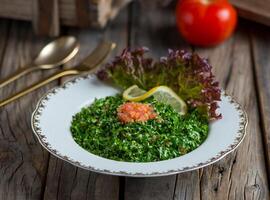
[97, 47, 221, 120]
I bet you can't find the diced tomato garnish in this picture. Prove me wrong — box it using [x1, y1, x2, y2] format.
[117, 102, 157, 123]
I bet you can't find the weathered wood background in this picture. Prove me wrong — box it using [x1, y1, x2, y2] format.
[0, 0, 131, 36]
[0, 1, 269, 199]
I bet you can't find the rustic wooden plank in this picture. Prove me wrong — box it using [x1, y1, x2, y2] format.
[43, 156, 120, 200]
[0, 20, 58, 199]
[75, 0, 90, 27]
[124, 176, 176, 200]
[0, 0, 32, 21]
[195, 23, 269, 199]
[125, 1, 200, 200]
[0, 20, 9, 67]
[32, 0, 60, 36]
[173, 171, 201, 200]
[250, 23, 270, 182]
[43, 6, 129, 200]
[0, 0, 131, 30]
[230, 0, 270, 27]
[128, 1, 189, 58]
[110, 0, 132, 19]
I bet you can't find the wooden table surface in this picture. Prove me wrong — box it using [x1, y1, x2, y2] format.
[0, 1, 269, 199]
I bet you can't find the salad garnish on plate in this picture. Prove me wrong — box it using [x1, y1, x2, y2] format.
[70, 47, 221, 162]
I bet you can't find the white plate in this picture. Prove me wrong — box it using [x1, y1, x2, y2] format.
[31, 75, 248, 177]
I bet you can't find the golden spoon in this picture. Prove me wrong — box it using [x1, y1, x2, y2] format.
[0, 41, 116, 107]
[0, 36, 79, 88]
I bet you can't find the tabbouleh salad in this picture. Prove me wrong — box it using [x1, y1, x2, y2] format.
[71, 95, 208, 162]
[70, 47, 222, 162]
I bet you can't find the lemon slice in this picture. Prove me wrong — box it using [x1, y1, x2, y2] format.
[123, 85, 187, 115]
[123, 85, 147, 100]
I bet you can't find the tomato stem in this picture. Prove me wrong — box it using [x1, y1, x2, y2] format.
[201, 0, 216, 5]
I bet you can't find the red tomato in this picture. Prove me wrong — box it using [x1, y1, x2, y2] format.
[176, 0, 237, 46]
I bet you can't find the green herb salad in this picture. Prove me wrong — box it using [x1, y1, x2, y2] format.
[70, 48, 221, 162]
[71, 95, 208, 162]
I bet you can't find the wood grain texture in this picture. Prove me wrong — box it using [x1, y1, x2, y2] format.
[75, 0, 90, 27]
[110, 0, 132, 19]
[43, 6, 129, 200]
[128, 0, 189, 58]
[0, 21, 57, 200]
[0, 0, 32, 21]
[230, 0, 270, 26]
[196, 24, 269, 199]
[32, 0, 60, 36]
[0, 0, 130, 29]
[173, 171, 201, 200]
[250, 23, 270, 182]
[43, 156, 120, 200]
[125, 176, 176, 200]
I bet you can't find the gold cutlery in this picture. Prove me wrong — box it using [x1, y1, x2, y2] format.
[0, 36, 79, 88]
[0, 41, 116, 107]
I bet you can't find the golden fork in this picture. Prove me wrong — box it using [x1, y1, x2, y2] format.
[0, 41, 116, 107]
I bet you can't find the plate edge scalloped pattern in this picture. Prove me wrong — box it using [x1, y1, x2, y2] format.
[31, 74, 248, 177]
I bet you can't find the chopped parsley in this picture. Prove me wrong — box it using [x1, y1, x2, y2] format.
[70, 95, 208, 162]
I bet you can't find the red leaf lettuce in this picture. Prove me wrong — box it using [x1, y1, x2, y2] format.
[97, 47, 221, 120]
